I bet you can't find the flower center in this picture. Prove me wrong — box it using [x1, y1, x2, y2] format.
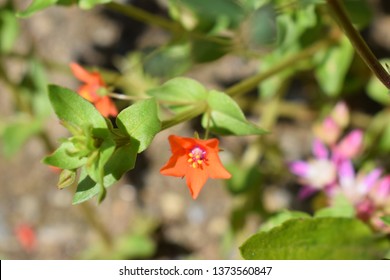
[188, 146, 207, 169]
[306, 159, 336, 189]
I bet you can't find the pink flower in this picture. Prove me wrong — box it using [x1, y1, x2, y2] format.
[337, 159, 382, 203]
[313, 117, 341, 145]
[289, 139, 337, 198]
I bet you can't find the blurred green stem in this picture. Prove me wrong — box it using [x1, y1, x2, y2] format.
[79, 202, 113, 249]
[226, 37, 335, 97]
[105, 2, 230, 45]
[326, 0, 390, 89]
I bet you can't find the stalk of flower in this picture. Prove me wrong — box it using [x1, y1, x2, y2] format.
[70, 63, 118, 118]
[160, 135, 231, 199]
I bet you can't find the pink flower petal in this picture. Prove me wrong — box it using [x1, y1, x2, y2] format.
[298, 185, 318, 200]
[335, 130, 363, 159]
[312, 139, 328, 159]
[289, 161, 310, 177]
[360, 168, 382, 193]
[338, 159, 355, 190]
[376, 175, 390, 197]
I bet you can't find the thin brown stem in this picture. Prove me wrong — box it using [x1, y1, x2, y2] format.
[326, 0, 390, 89]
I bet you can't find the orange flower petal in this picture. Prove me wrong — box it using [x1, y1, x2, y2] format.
[79, 85, 99, 102]
[95, 96, 118, 118]
[168, 135, 197, 153]
[186, 167, 209, 199]
[206, 151, 231, 179]
[160, 154, 188, 177]
[70, 63, 96, 84]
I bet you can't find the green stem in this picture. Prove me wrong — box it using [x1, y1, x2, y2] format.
[79, 202, 113, 249]
[106, 1, 182, 34]
[105, 2, 230, 45]
[326, 0, 390, 89]
[161, 103, 207, 130]
[225, 37, 335, 97]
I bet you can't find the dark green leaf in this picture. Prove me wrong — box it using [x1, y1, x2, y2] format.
[344, 0, 373, 29]
[190, 37, 230, 63]
[147, 77, 208, 112]
[202, 90, 266, 135]
[240, 217, 389, 260]
[116, 98, 160, 153]
[48, 85, 107, 129]
[72, 141, 139, 204]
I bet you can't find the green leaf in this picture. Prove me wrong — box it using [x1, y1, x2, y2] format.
[314, 194, 355, 218]
[42, 141, 87, 169]
[0, 10, 20, 53]
[57, 169, 77, 189]
[2, 118, 42, 158]
[116, 98, 161, 153]
[344, 0, 373, 29]
[143, 43, 191, 78]
[147, 77, 208, 113]
[226, 163, 262, 194]
[72, 142, 139, 204]
[244, 3, 277, 48]
[314, 36, 354, 96]
[16, 0, 58, 18]
[367, 59, 390, 106]
[381, 216, 390, 226]
[240, 217, 389, 260]
[259, 210, 311, 232]
[48, 85, 107, 130]
[78, 0, 111, 10]
[190, 36, 231, 63]
[202, 90, 267, 135]
[181, 0, 246, 29]
[113, 234, 156, 259]
[85, 138, 115, 184]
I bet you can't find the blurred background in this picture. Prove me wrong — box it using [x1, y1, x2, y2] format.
[1, 0, 390, 259]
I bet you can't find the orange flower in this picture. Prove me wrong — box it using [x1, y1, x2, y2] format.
[70, 62, 118, 118]
[160, 135, 231, 199]
[14, 224, 36, 252]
